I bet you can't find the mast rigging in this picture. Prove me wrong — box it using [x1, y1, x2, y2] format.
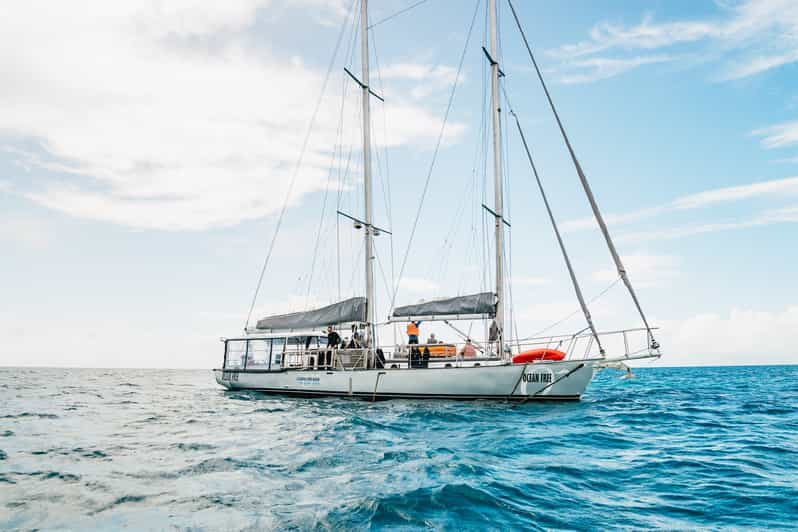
[506, 0, 658, 349]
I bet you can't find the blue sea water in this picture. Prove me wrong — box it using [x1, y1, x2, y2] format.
[1, 366, 797, 530]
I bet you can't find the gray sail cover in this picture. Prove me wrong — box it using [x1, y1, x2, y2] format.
[393, 292, 496, 318]
[256, 297, 367, 331]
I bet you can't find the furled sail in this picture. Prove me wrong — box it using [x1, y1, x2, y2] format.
[392, 292, 496, 319]
[256, 297, 367, 331]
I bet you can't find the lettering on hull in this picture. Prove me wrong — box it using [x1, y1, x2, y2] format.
[296, 376, 321, 387]
[522, 372, 552, 384]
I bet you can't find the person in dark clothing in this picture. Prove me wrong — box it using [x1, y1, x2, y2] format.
[326, 325, 341, 368]
[351, 324, 363, 346]
[409, 347, 419, 368]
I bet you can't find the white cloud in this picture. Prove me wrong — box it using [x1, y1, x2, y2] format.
[0, 214, 53, 249]
[398, 277, 439, 294]
[511, 275, 551, 287]
[550, 15, 718, 59]
[0, 0, 464, 230]
[378, 62, 461, 100]
[546, 0, 798, 83]
[753, 121, 798, 149]
[379, 63, 457, 83]
[592, 254, 679, 288]
[557, 54, 674, 84]
[671, 176, 798, 209]
[723, 49, 798, 80]
[617, 205, 798, 243]
[657, 306, 798, 366]
[563, 176, 798, 233]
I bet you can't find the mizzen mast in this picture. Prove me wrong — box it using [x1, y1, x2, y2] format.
[488, 0, 506, 354]
[360, 0, 376, 348]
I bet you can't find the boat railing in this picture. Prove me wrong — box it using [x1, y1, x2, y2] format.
[222, 328, 658, 370]
[388, 340, 503, 365]
[222, 336, 378, 371]
[279, 347, 375, 371]
[512, 327, 660, 360]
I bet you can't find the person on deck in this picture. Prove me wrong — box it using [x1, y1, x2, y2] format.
[351, 324, 362, 346]
[406, 320, 421, 345]
[426, 332, 438, 345]
[489, 319, 499, 354]
[459, 338, 477, 358]
[325, 325, 341, 368]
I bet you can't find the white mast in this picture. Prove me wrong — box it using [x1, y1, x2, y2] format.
[489, 0, 505, 353]
[361, 0, 376, 347]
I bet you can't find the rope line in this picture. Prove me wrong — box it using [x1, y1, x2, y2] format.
[306, 68, 351, 305]
[367, 0, 431, 29]
[244, 0, 356, 330]
[507, 0, 657, 348]
[519, 277, 621, 342]
[503, 85, 605, 354]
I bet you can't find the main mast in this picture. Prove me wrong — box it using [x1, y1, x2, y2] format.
[489, 0, 505, 354]
[361, 0, 376, 347]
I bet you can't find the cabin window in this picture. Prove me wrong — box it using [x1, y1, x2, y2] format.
[306, 336, 321, 349]
[270, 337, 285, 368]
[224, 340, 247, 369]
[246, 339, 271, 368]
[286, 336, 306, 352]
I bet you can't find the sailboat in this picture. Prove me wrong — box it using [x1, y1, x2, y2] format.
[214, 0, 661, 400]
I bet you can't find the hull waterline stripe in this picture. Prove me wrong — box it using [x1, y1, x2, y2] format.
[220, 386, 580, 401]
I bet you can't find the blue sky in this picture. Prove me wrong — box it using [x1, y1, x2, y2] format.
[2, 0, 797, 368]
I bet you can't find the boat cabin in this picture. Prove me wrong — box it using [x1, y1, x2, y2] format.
[222, 331, 377, 372]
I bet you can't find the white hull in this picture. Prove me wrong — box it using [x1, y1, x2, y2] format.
[213, 360, 597, 401]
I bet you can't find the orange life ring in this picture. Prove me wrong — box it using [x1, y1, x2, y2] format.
[512, 348, 566, 363]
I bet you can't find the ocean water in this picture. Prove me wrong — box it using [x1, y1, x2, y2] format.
[1, 366, 797, 530]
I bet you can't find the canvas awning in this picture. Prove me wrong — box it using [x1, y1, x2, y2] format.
[392, 292, 496, 319]
[256, 297, 367, 331]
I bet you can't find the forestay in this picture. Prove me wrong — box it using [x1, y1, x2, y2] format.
[392, 292, 496, 320]
[256, 297, 367, 331]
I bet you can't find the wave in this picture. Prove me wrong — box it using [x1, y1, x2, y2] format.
[1, 412, 59, 419]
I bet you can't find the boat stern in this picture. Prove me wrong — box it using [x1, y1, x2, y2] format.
[213, 368, 236, 389]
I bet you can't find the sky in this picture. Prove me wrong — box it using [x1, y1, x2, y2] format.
[2, 0, 798, 369]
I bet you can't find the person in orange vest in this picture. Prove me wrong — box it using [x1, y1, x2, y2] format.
[406, 320, 421, 345]
[458, 338, 477, 358]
